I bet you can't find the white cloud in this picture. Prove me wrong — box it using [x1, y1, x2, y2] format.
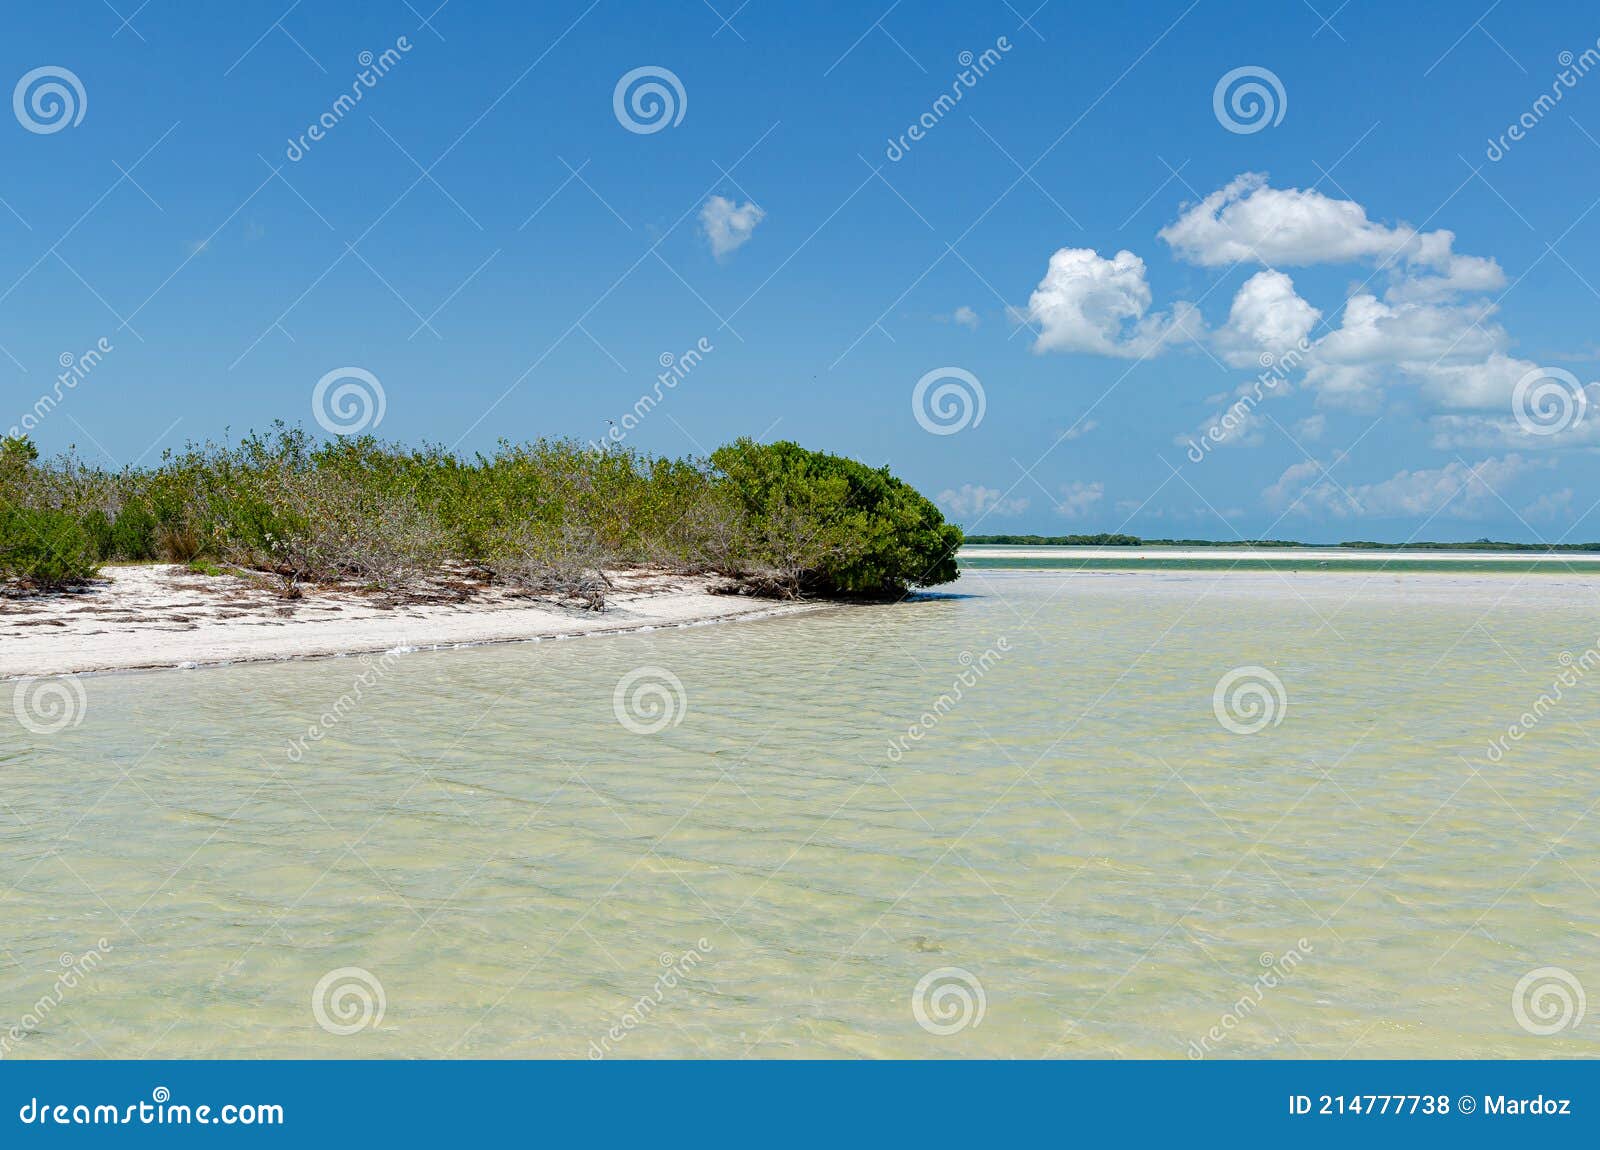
[1160, 173, 1395, 266]
[1410, 352, 1544, 409]
[1523, 488, 1573, 521]
[1310, 294, 1496, 370]
[1305, 296, 1537, 411]
[1115, 498, 1160, 516]
[1061, 419, 1098, 440]
[1180, 397, 1268, 452]
[1156, 175, 1531, 415]
[700, 195, 765, 259]
[1026, 174, 1561, 448]
[937, 484, 1028, 520]
[1263, 454, 1539, 519]
[1214, 269, 1320, 367]
[1293, 413, 1326, 441]
[1026, 247, 1201, 357]
[1156, 174, 1522, 411]
[1427, 414, 1519, 450]
[1261, 459, 1327, 512]
[1055, 480, 1105, 519]
[1429, 396, 1600, 451]
[1158, 173, 1505, 294]
[950, 305, 980, 329]
[1385, 250, 1505, 303]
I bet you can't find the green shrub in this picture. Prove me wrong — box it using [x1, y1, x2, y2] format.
[709, 439, 961, 596]
[81, 508, 115, 561]
[110, 501, 158, 560]
[0, 435, 39, 490]
[0, 507, 100, 587]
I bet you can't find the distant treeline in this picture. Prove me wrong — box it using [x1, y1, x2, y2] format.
[1335, 540, 1600, 551]
[963, 533, 1299, 547]
[964, 534, 1600, 552]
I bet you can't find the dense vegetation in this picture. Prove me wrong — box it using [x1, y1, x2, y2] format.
[0, 429, 961, 602]
[1334, 539, 1600, 551]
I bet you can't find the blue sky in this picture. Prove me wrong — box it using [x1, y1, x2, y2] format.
[5, 0, 1600, 540]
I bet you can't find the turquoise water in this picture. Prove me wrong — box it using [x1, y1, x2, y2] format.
[2, 569, 1598, 1057]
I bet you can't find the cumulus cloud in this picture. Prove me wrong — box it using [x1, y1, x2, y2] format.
[1305, 297, 1535, 412]
[1152, 173, 1527, 413]
[1024, 174, 1577, 476]
[1261, 459, 1330, 513]
[1159, 173, 1401, 266]
[1384, 250, 1505, 303]
[1523, 488, 1574, 521]
[938, 484, 1028, 520]
[1157, 173, 1505, 292]
[1185, 289, 1538, 446]
[1214, 269, 1320, 368]
[1429, 394, 1600, 451]
[1263, 454, 1539, 519]
[1409, 352, 1543, 410]
[1026, 248, 1201, 357]
[700, 195, 765, 259]
[1055, 480, 1105, 519]
[949, 305, 980, 329]
[1150, 173, 1544, 430]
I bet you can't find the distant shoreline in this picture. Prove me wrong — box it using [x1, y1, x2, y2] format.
[959, 545, 1600, 574]
[963, 533, 1600, 552]
[0, 564, 826, 680]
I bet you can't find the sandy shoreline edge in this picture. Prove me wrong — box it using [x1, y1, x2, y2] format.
[1, 564, 828, 679]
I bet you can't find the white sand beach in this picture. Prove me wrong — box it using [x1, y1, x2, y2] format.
[0, 564, 823, 678]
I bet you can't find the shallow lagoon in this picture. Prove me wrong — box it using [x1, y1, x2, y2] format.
[3, 569, 1597, 1057]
